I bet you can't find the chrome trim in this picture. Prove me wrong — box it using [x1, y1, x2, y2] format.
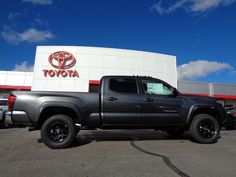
[75, 123, 81, 127]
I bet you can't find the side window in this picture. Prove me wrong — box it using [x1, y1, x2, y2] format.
[109, 78, 138, 94]
[142, 80, 172, 95]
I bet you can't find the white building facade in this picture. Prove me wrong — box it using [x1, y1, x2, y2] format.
[0, 71, 33, 90]
[32, 46, 177, 92]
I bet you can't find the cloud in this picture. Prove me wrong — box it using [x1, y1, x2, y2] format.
[177, 60, 233, 80]
[22, 0, 53, 5]
[19, 28, 53, 42]
[1, 26, 53, 44]
[151, 0, 236, 15]
[13, 61, 34, 72]
[8, 13, 21, 21]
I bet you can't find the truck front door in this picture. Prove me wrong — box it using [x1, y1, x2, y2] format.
[140, 78, 184, 125]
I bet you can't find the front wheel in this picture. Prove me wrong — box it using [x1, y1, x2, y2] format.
[41, 114, 77, 149]
[190, 114, 220, 144]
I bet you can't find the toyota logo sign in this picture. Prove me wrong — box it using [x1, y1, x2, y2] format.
[48, 51, 76, 69]
[42, 51, 79, 78]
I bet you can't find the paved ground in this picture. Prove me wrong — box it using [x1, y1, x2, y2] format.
[0, 128, 235, 177]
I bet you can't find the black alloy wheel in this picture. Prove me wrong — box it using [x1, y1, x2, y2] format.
[198, 119, 217, 138]
[41, 114, 77, 149]
[48, 121, 69, 143]
[190, 114, 220, 144]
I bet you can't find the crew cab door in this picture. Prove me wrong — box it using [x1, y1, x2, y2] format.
[101, 77, 143, 125]
[140, 78, 184, 125]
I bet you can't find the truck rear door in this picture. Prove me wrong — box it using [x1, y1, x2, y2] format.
[101, 77, 143, 125]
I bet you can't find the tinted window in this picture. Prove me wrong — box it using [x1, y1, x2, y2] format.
[109, 78, 138, 93]
[0, 100, 7, 106]
[142, 80, 172, 95]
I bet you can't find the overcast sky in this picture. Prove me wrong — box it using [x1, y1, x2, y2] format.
[0, 0, 236, 83]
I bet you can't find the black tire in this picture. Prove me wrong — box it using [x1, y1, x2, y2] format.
[190, 114, 220, 144]
[41, 114, 77, 149]
[166, 129, 185, 137]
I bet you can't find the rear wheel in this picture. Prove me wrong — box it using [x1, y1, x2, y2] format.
[41, 114, 77, 149]
[190, 114, 220, 143]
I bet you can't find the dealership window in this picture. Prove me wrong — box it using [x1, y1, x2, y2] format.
[0, 99, 7, 106]
[109, 78, 138, 94]
[142, 80, 172, 95]
[89, 84, 100, 93]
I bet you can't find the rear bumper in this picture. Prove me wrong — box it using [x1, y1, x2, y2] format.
[11, 111, 32, 126]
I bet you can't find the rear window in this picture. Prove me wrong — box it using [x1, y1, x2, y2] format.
[109, 78, 138, 94]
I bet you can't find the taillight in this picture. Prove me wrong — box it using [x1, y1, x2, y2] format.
[8, 94, 16, 111]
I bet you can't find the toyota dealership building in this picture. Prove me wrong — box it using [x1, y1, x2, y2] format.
[0, 46, 236, 106]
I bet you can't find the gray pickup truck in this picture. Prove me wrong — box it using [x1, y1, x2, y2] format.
[8, 76, 226, 149]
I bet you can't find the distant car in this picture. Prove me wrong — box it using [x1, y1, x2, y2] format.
[0, 98, 10, 128]
[223, 109, 236, 130]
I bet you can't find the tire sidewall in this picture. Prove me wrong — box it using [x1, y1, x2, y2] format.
[190, 114, 220, 144]
[41, 114, 76, 149]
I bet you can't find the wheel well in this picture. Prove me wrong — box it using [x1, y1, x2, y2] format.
[188, 108, 221, 128]
[38, 107, 79, 128]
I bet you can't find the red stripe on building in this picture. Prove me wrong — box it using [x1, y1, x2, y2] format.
[213, 95, 236, 100]
[89, 80, 100, 85]
[0, 85, 31, 90]
[182, 93, 236, 100]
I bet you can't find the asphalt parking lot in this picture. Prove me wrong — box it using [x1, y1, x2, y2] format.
[0, 128, 235, 177]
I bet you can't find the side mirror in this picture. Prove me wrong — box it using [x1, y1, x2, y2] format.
[172, 88, 179, 97]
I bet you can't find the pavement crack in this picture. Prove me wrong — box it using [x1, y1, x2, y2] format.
[130, 140, 191, 177]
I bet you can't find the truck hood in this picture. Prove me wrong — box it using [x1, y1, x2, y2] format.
[181, 95, 218, 105]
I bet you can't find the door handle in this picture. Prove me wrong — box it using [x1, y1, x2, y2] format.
[106, 97, 118, 101]
[144, 98, 154, 102]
